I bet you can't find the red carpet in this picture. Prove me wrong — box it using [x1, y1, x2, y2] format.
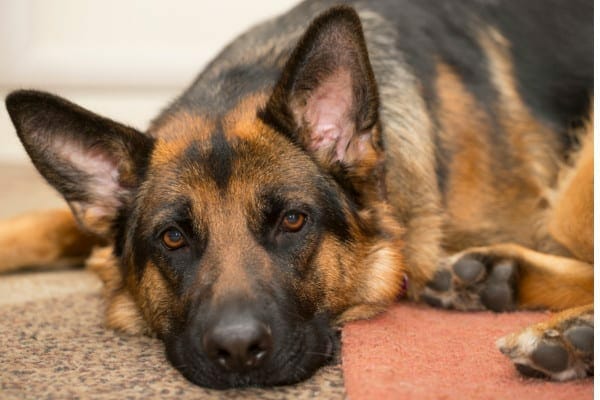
[342, 303, 592, 399]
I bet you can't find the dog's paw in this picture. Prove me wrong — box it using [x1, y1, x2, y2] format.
[420, 254, 518, 311]
[497, 312, 593, 380]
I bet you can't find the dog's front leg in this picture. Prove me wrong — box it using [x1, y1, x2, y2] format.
[420, 243, 593, 312]
[497, 303, 593, 381]
[0, 208, 98, 273]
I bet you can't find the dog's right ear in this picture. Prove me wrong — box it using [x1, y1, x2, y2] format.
[5, 90, 155, 238]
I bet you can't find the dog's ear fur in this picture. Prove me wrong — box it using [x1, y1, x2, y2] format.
[5, 90, 154, 238]
[261, 6, 383, 198]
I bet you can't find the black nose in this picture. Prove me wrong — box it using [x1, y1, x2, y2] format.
[203, 313, 273, 372]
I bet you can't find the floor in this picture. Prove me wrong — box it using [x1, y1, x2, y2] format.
[0, 163, 65, 219]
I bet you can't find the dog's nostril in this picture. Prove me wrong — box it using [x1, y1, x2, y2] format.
[216, 348, 231, 369]
[245, 340, 269, 367]
[203, 318, 273, 372]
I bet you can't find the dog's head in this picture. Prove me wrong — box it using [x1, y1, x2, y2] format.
[5, 7, 405, 388]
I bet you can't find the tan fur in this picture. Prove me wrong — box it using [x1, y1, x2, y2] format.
[435, 61, 497, 237]
[548, 120, 594, 263]
[133, 263, 178, 336]
[194, 197, 263, 304]
[481, 27, 561, 188]
[86, 246, 149, 335]
[149, 111, 216, 141]
[0, 209, 96, 273]
[222, 93, 270, 140]
[435, 53, 562, 254]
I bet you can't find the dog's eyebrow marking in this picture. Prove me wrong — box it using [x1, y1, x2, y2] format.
[181, 141, 202, 168]
[206, 123, 234, 190]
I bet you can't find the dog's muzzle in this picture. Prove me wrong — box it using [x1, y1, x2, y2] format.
[164, 297, 336, 389]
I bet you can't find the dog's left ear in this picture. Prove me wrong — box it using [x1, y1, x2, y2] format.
[261, 6, 383, 190]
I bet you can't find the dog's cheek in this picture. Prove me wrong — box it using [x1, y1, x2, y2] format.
[312, 234, 364, 316]
[315, 214, 406, 321]
[325, 238, 403, 324]
[105, 290, 150, 335]
[86, 246, 150, 335]
[129, 262, 181, 337]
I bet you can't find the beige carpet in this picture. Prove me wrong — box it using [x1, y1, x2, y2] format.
[0, 164, 346, 399]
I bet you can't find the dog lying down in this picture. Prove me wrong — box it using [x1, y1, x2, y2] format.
[2, 0, 593, 389]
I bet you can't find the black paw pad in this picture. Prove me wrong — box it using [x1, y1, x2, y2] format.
[531, 342, 569, 373]
[452, 258, 484, 283]
[480, 283, 514, 312]
[565, 325, 594, 353]
[488, 261, 516, 283]
[515, 363, 549, 379]
[426, 269, 451, 292]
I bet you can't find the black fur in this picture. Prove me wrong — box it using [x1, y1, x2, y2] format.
[206, 125, 235, 190]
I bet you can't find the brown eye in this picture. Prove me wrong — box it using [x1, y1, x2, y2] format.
[162, 228, 186, 250]
[281, 212, 306, 232]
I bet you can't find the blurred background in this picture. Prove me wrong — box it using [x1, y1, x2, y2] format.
[0, 0, 298, 163]
[0, 0, 298, 217]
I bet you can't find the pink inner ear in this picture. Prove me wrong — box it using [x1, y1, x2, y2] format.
[303, 69, 356, 162]
[58, 140, 125, 236]
[61, 140, 121, 198]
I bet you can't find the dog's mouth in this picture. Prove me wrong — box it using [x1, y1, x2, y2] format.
[164, 312, 338, 389]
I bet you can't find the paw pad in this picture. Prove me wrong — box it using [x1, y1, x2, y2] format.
[422, 255, 517, 312]
[426, 269, 451, 292]
[531, 342, 569, 373]
[516, 363, 549, 379]
[565, 325, 593, 353]
[452, 258, 484, 283]
[481, 282, 513, 312]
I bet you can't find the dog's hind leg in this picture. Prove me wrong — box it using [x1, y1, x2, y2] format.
[495, 116, 594, 381]
[547, 117, 594, 264]
[0, 208, 98, 273]
[422, 115, 594, 380]
[423, 111, 594, 312]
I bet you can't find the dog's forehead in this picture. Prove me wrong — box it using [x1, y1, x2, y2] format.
[149, 93, 270, 141]
[145, 96, 318, 205]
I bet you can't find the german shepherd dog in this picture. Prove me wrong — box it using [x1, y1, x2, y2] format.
[2, 0, 593, 389]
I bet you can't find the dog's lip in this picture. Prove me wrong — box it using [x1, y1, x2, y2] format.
[324, 335, 333, 357]
[325, 328, 342, 363]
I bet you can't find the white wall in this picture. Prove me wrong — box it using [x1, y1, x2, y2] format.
[0, 0, 299, 163]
